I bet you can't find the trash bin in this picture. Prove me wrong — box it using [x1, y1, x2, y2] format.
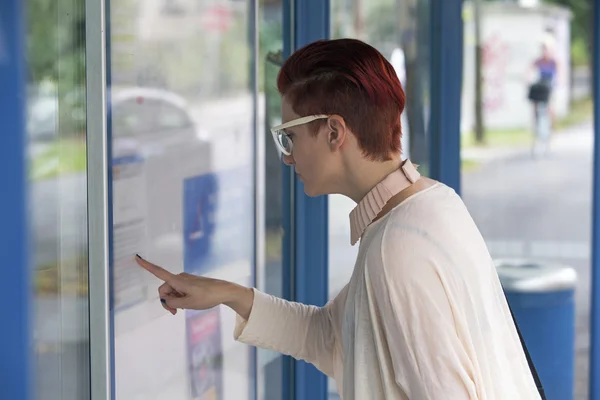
[495, 259, 577, 400]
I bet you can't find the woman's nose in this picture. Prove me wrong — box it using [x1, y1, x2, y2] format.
[282, 153, 295, 166]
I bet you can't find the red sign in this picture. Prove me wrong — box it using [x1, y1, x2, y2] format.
[202, 5, 233, 32]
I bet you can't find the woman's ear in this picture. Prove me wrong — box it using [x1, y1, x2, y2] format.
[327, 115, 347, 150]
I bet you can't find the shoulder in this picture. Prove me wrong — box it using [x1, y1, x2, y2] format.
[366, 183, 470, 276]
[364, 221, 449, 304]
[365, 212, 441, 282]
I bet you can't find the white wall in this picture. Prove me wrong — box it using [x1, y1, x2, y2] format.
[462, 2, 571, 132]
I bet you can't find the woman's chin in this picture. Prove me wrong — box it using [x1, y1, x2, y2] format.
[302, 182, 328, 197]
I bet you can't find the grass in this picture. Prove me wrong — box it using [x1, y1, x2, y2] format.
[461, 158, 481, 172]
[265, 229, 283, 261]
[30, 137, 87, 181]
[462, 127, 531, 149]
[556, 97, 593, 130]
[34, 257, 89, 297]
[462, 96, 593, 151]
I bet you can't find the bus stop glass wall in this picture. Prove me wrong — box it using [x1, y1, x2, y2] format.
[27, 0, 91, 398]
[257, 0, 286, 399]
[108, 1, 256, 399]
[328, 0, 431, 397]
[460, 2, 591, 398]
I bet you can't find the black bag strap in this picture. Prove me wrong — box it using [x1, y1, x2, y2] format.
[507, 301, 546, 399]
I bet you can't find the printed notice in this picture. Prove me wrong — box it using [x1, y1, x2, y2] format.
[112, 154, 148, 310]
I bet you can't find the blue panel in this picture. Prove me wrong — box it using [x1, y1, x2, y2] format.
[291, 2, 329, 400]
[293, 191, 328, 400]
[281, 1, 295, 399]
[0, 0, 30, 398]
[429, 0, 463, 194]
[249, 1, 258, 397]
[590, 1, 600, 398]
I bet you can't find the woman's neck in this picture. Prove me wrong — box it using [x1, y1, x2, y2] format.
[342, 156, 403, 203]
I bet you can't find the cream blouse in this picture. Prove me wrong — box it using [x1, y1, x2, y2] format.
[234, 161, 541, 399]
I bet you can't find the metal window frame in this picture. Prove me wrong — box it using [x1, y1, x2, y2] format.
[429, 0, 463, 194]
[0, 0, 30, 398]
[590, 1, 600, 397]
[249, 0, 260, 399]
[86, 0, 113, 398]
[281, 2, 330, 400]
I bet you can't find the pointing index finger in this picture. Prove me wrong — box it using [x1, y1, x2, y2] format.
[135, 254, 175, 282]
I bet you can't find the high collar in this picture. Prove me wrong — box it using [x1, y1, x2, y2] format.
[349, 160, 420, 245]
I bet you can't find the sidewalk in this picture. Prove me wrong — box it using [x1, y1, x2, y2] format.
[461, 121, 593, 166]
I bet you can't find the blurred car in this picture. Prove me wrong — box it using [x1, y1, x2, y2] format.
[111, 87, 217, 269]
[31, 86, 216, 271]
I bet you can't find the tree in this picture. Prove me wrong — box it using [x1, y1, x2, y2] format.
[474, 0, 485, 143]
[543, 0, 593, 68]
[27, 0, 86, 89]
[27, 0, 86, 135]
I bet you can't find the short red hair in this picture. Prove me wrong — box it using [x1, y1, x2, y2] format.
[277, 38, 405, 161]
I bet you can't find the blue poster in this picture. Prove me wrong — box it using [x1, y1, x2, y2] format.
[183, 172, 218, 273]
[183, 166, 253, 275]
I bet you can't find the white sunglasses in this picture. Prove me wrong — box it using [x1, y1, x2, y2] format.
[270, 114, 329, 156]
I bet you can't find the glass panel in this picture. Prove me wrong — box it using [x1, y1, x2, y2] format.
[27, 0, 90, 398]
[108, 1, 256, 399]
[258, 1, 285, 399]
[328, 1, 431, 397]
[460, 2, 590, 398]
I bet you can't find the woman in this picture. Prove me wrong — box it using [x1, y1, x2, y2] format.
[527, 38, 558, 158]
[136, 39, 541, 399]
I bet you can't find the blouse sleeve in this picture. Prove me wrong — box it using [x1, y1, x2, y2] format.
[234, 286, 348, 378]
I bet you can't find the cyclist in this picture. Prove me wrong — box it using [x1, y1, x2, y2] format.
[527, 38, 558, 157]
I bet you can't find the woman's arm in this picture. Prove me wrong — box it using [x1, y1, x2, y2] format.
[231, 286, 347, 378]
[134, 254, 342, 377]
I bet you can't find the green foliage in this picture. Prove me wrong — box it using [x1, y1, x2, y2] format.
[543, 0, 593, 65]
[571, 36, 590, 66]
[27, 0, 85, 89]
[365, 3, 397, 44]
[258, 16, 283, 91]
[30, 138, 87, 181]
[27, 0, 86, 136]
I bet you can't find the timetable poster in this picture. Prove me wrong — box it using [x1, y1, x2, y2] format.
[112, 154, 148, 310]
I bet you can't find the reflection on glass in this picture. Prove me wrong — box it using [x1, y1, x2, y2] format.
[460, 3, 591, 398]
[328, 1, 431, 397]
[27, 0, 90, 399]
[109, 1, 256, 399]
[258, 1, 284, 399]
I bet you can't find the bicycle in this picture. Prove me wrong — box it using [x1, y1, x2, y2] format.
[532, 100, 552, 158]
[527, 80, 553, 158]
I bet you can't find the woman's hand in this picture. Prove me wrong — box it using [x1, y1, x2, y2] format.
[134, 254, 254, 319]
